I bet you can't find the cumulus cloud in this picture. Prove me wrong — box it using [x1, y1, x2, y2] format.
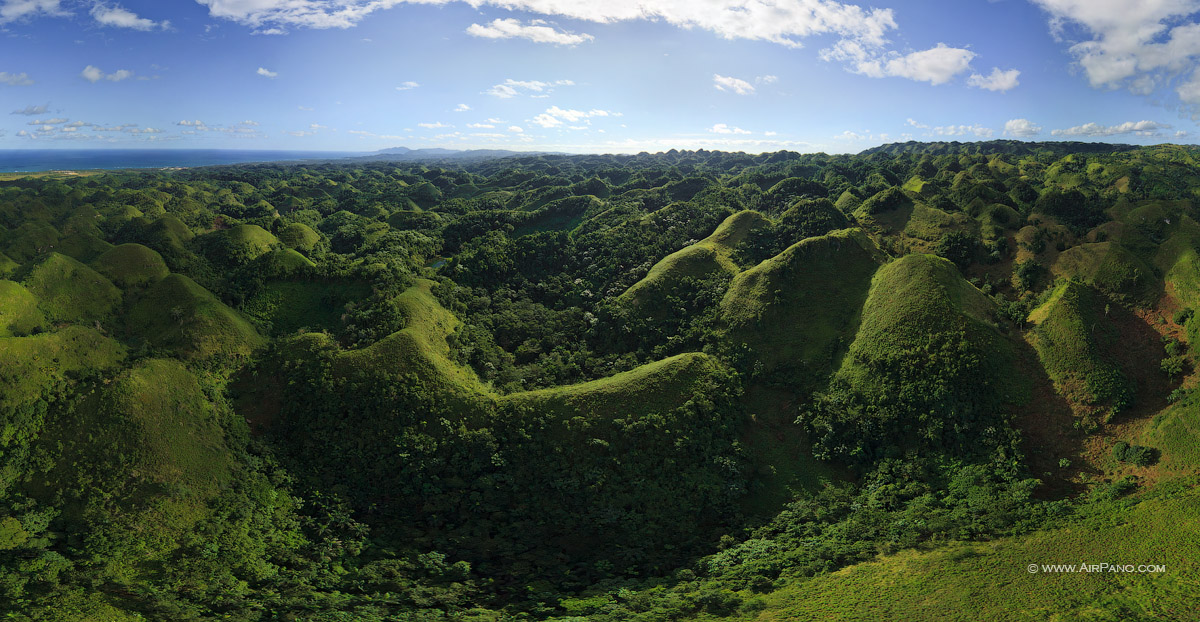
[530, 106, 618, 128]
[395, 81, 419, 90]
[907, 118, 994, 138]
[0, 72, 34, 86]
[81, 65, 133, 82]
[1051, 120, 1171, 137]
[508, 125, 524, 133]
[466, 18, 593, 45]
[192, 0, 897, 51]
[29, 117, 67, 124]
[1030, 0, 1200, 107]
[709, 123, 751, 134]
[467, 122, 494, 128]
[1005, 118, 1042, 137]
[827, 42, 976, 85]
[713, 74, 755, 95]
[968, 67, 1021, 92]
[256, 67, 278, 78]
[417, 121, 451, 128]
[91, 3, 169, 30]
[454, 103, 470, 112]
[485, 78, 573, 98]
[0, 0, 66, 24]
[11, 104, 47, 115]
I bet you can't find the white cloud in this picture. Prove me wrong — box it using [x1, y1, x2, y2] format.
[485, 78, 573, 98]
[1050, 120, 1172, 137]
[710, 123, 751, 135]
[418, 121, 451, 128]
[466, 18, 593, 45]
[764, 130, 778, 136]
[395, 80, 419, 90]
[1004, 118, 1042, 137]
[0, 0, 65, 24]
[1176, 130, 1190, 138]
[454, 103, 471, 112]
[1030, 0, 1200, 107]
[906, 118, 994, 138]
[531, 106, 618, 128]
[257, 67, 278, 78]
[91, 3, 168, 31]
[11, 104, 47, 115]
[713, 74, 755, 95]
[508, 125, 524, 133]
[756, 75, 778, 84]
[310, 123, 328, 129]
[177, 119, 206, 126]
[967, 67, 1021, 92]
[29, 117, 67, 124]
[467, 122, 494, 128]
[298, 105, 314, 111]
[192, 0, 898, 52]
[830, 42, 976, 85]
[0, 71, 34, 86]
[81, 65, 133, 82]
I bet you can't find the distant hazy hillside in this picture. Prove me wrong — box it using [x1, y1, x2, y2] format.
[862, 139, 1144, 156]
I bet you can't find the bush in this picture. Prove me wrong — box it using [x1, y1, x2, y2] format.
[1112, 441, 1158, 467]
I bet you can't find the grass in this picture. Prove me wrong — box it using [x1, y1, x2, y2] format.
[0, 252, 16, 278]
[276, 222, 321, 254]
[0, 280, 46, 337]
[332, 279, 486, 397]
[32, 358, 236, 562]
[0, 326, 126, 409]
[619, 210, 768, 312]
[721, 228, 886, 388]
[902, 203, 978, 242]
[499, 352, 720, 421]
[242, 278, 368, 335]
[751, 480, 1200, 622]
[20, 252, 122, 324]
[202, 223, 280, 262]
[126, 273, 265, 361]
[2, 221, 60, 263]
[1139, 393, 1200, 475]
[1052, 242, 1158, 305]
[55, 232, 113, 263]
[1027, 280, 1134, 417]
[89, 243, 170, 289]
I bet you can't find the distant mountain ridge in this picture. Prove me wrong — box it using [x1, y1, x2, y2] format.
[359, 147, 562, 162]
[861, 139, 1146, 157]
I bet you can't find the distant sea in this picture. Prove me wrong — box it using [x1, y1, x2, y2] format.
[0, 149, 365, 173]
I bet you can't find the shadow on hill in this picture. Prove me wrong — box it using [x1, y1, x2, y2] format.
[1010, 335, 1089, 500]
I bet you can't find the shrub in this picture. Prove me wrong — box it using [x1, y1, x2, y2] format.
[1112, 441, 1158, 467]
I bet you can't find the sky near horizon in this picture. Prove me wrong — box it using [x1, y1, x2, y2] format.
[2, 0, 1200, 154]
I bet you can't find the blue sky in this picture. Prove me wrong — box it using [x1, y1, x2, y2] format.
[3, 0, 1200, 153]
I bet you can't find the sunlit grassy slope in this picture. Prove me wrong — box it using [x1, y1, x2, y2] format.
[126, 273, 264, 361]
[721, 228, 886, 390]
[0, 280, 46, 337]
[20, 252, 122, 324]
[619, 210, 768, 313]
[1027, 280, 1134, 416]
[90, 243, 170, 289]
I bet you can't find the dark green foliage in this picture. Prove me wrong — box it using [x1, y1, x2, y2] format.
[1112, 441, 1158, 467]
[3, 144, 1200, 620]
[934, 230, 978, 268]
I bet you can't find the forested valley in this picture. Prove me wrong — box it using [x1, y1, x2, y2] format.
[1, 142, 1198, 620]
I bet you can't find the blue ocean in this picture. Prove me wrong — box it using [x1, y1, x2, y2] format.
[0, 149, 365, 173]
